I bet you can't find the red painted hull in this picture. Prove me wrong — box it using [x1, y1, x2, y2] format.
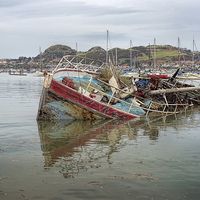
[49, 78, 139, 119]
[147, 74, 168, 79]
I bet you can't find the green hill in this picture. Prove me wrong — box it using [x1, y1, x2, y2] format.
[36, 44, 194, 65]
[34, 44, 76, 62]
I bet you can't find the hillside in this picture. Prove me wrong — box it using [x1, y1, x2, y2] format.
[35, 44, 76, 62]
[35, 44, 194, 65]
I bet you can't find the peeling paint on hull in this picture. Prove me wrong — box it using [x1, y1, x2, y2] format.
[37, 90, 107, 120]
[37, 78, 139, 120]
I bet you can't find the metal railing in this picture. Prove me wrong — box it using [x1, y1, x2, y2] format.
[80, 75, 190, 116]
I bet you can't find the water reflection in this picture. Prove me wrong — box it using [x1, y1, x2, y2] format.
[130, 109, 198, 140]
[37, 118, 138, 177]
[38, 119, 104, 166]
[37, 109, 198, 178]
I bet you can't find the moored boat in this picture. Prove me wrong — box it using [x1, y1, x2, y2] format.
[8, 69, 27, 76]
[33, 71, 45, 77]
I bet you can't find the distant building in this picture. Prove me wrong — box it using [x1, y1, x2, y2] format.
[0, 60, 7, 64]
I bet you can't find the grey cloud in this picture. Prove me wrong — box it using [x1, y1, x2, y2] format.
[1, 0, 144, 20]
[0, 0, 29, 7]
[1, 0, 200, 58]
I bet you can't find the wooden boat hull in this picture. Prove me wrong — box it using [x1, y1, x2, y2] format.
[37, 78, 139, 120]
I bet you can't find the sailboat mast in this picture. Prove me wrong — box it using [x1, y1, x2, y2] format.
[130, 40, 132, 68]
[106, 30, 109, 65]
[178, 37, 181, 68]
[154, 38, 156, 69]
[116, 48, 118, 66]
[192, 38, 195, 72]
[76, 42, 78, 63]
[39, 46, 42, 72]
[148, 43, 151, 67]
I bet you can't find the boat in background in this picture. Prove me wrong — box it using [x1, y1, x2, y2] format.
[33, 71, 45, 77]
[8, 69, 27, 76]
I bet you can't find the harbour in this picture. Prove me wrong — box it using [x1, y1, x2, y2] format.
[2, 0, 200, 198]
[0, 72, 200, 199]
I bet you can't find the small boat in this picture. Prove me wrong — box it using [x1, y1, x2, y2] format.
[37, 56, 146, 120]
[8, 69, 27, 76]
[33, 71, 45, 77]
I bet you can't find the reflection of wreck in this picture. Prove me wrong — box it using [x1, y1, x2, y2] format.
[37, 111, 194, 178]
[37, 118, 138, 177]
[38, 119, 105, 167]
[129, 109, 196, 141]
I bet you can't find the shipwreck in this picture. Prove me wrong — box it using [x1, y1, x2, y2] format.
[37, 55, 200, 120]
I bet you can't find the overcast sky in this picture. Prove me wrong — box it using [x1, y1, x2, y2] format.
[1, 0, 200, 59]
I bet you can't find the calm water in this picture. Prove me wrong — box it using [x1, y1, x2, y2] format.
[0, 73, 200, 200]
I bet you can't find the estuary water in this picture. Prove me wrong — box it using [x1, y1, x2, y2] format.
[0, 73, 200, 200]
